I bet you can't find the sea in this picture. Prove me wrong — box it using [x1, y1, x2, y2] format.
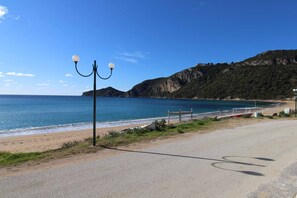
[0, 95, 275, 137]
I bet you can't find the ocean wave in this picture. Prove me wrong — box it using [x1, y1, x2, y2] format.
[0, 116, 169, 137]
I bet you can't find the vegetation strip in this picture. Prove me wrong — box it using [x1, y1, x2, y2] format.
[0, 118, 217, 167]
[0, 113, 296, 167]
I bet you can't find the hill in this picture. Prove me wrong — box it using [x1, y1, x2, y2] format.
[82, 87, 125, 97]
[82, 50, 297, 100]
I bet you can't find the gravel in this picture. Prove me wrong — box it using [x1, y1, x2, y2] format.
[249, 161, 297, 198]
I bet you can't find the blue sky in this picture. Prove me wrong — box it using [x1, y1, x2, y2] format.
[0, 0, 297, 95]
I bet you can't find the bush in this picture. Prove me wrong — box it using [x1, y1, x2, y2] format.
[279, 111, 285, 117]
[278, 111, 290, 117]
[178, 129, 185, 133]
[62, 141, 79, 149]
[155, 119, 167, 131]
[145, 119, 167, 131]
[106, 131, 121, 138]
[242, 114, 251, 118]
[167, 124, 177, 129]
[266, 115, 274, 119]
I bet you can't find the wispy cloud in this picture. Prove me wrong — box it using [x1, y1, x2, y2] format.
[117, 51, 148, 59]
[6, 72, 34, 77]
[59, 80, 69, 87]
[84, 86, 90, 91]
[0, 5, 20, 23]
[114, 56, 138, 64]
[0, 5, 8, 22]
[115, 51, 149, 64]
[65, 74, 73, 77]
[0, 72, 4, 77]
[4, 79, 12, 82]
[37, 83, 50, 87]
[13, 15, 20, 20]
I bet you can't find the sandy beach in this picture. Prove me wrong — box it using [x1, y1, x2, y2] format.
[0, 124, 144, 153]
[0, 100, 294, 153]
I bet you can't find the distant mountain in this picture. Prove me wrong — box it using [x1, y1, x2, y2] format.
[82, 86, 125, 97]
[82, 50, 297, 100]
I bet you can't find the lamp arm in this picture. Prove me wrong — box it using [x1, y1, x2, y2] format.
[75, 63, 93, 77]
[96, 68, 113, 80]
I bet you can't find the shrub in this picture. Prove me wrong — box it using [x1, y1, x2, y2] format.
[266, 115, 274, 119]
[178, 129, 185, 133]
[198, 121, 205, 125]
[279, 111, 285, 117]
[62, 141, 79, 149]
[145, 119, 167, 131]
[284, 113, 291, 117]
[106, 131, 121, 138]
[242, 114, 251, 118]
[155, 119, 167, 131]
[167, 124, 177, 129]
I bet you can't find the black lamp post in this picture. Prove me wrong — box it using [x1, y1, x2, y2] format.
[72, 55, 115, 146]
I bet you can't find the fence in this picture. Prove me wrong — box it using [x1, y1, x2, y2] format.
[232, 107, 263, 115]
[168, 109, 193, 124]
[167, 107, 264, 123]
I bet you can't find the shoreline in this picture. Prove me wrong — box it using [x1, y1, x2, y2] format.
[0, 99, 280, 138]
[0, 100, 294, 153]
[0, 124, 145, 153]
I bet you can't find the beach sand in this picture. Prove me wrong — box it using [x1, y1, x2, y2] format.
[0, 100, 294, 153]
[0, 125, 143, 153]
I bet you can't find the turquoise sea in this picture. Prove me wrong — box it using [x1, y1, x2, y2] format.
[0, 95, 274, 137]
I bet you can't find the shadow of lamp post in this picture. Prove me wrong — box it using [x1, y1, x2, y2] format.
[293, 89, 297, 117]
[72, 55, 115, 146]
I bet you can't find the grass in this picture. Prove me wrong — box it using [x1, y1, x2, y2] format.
[3, 114, 295, 167]
[0, 152, 44, 166]
[0, 118, 218, 167]
[97, 118, 216, 147]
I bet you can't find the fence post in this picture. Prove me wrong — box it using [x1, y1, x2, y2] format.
[179, 109, 181, 122]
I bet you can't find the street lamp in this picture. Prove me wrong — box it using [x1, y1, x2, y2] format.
[293, 89, 297, 117]
[72, 55, 115, 146]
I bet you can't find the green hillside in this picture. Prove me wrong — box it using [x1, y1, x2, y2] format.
[83, 50, 297, 100]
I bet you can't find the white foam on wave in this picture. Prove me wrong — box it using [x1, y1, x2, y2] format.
[0, 116, 170, 137]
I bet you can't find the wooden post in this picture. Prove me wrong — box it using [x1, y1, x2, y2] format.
[179, 109, 181, 122]
[191, 108, 193, 120]
[168, 110, 170, 124]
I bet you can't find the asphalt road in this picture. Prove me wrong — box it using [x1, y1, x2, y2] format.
[1, 120, 297, 198]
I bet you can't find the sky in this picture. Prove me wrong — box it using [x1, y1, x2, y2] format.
[0, 0, 297, 95]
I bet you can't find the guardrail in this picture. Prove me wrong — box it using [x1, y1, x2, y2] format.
[167, 107, 264, 123]
[168, 109, 193, 123]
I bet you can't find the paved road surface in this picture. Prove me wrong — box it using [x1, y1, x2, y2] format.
[1, 120, 297, 197]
